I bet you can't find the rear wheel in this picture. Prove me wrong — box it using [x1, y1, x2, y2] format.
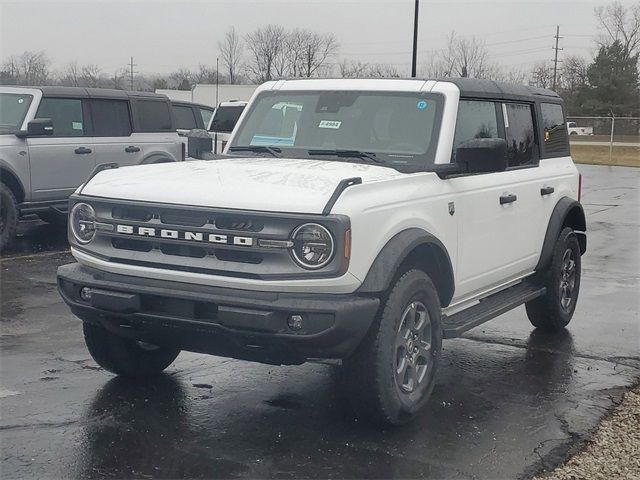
[83, 322, 180, 377]
[0, 182, 18, 251]
[526, 227, 581, 331]
[343, 270, 442, 425]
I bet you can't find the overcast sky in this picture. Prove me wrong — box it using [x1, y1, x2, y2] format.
[0, 0, 630, 77]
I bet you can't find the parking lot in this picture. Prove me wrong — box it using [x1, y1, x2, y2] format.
[0, 163, 637, 479]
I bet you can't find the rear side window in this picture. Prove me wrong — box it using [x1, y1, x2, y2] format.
[452, 100, 499, 159]
[172, 105, 198, 130]
[541, 103, 569, 156]
[199, 107, 214, 128]
[503, 103, 537, 167]
[135, 100, 172, 132]
[90, 99, 132, 137]
[36, 98, 85, 137]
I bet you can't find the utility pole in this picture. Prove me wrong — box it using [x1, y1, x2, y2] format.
[411, 0, 419, 77]
[128, 56, 137, 90]
[552, 25, 563, 90]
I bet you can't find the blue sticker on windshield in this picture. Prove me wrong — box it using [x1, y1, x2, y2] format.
[416, 100, 427, 109]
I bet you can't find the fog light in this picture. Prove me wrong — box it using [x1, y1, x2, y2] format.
[287, 314, 303, 331]
[80, 287, 92, 302]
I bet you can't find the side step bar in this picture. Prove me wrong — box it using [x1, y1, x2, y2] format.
[442, 282, 546, 339]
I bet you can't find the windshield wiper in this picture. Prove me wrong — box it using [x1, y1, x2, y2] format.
[307, 149, 385, 164]
[228, 145, 282, 157]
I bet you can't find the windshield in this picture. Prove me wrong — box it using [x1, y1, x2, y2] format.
[230, 90, 444, 171]
[0, 93, 33, 133]
[209, 105, 245, 133]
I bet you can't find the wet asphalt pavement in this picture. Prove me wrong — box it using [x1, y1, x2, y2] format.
[1, 164, 638, 479]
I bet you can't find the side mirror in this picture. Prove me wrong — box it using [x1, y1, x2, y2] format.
[455, 138, 507, 174]
[16, 118, 54, 137]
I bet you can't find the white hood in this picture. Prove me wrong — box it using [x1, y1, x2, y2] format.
[81, 158, 402, 214]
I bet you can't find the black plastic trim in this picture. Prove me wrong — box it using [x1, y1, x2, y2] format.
[358, 228, 455, 307]
[322, 177, 362, 215]
[535, 197, 587, 271]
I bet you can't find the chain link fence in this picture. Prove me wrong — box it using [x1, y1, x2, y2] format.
[566, 116, 639, 166]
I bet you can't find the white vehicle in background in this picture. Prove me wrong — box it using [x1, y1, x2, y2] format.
[207, 100, 247, 152]
[567, 121, 594, 136]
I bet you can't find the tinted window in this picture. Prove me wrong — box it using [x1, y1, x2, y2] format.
[172, 105, 198, 130]
[36, 98, 84, 137]
[135, 100, 172, 132]
[504, 103, 537, 167]
[541, 103, 568, 156]
[0, 93, 33, 132]
[90, 99, 132, 137]
[452, 100, 499, 160]
[199, 107, 214, 127]
[209, 105, 245, 133]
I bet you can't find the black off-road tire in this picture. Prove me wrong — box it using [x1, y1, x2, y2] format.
[83, 322, 180, 377]
[526, 227, 581, 331]
[342, 269, 442, 426]
[0, 182, 18, 251]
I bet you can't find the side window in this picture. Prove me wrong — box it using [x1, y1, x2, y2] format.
[135, 100, 172, 132]
[36, 98, 85, 137]
[199, 108, 214, 128]
[90, 99, 132, 137]
[172, 105, 198, 130]
[540, 103, 569, 157]
[503, 103, 537, 167]
[452, 100, 499, 159]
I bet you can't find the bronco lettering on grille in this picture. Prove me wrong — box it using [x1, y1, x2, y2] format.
[115, 224, 254, 246]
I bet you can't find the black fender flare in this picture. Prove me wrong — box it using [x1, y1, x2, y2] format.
[141, 153, 175, 164]
[0, 164, 26, 203]
[535, 196, 587, 271]
[358, 228, 455, 307]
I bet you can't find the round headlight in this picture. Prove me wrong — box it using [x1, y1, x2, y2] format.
[291, 223, 335, 269]
[70, 202, 97, 244]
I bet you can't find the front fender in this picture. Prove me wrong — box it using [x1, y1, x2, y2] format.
[358, 228, 455, 307]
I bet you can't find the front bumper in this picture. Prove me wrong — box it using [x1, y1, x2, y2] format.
[57, 263, 379, 365]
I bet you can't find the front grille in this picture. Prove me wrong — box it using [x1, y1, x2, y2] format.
[77, 198, 348, 280]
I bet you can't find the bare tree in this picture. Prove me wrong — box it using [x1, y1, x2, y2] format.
[423, 33, 493, 78]
[529, 62, 554, 88]
[60, 61, 81, 86]
[595, 1, 640, 56]
[244, 25, 288, 82]
[491, 66, 527, 84]
[170, 68, 194, 90]
[192, 64, 219, 84]
[218, 27, 243, 84]
[560, 55, 588, 90]
[110, 68, 128, 89]
[81, 64, 102, 87]
[338, 59, 371, 78]
[294, 30, 339, 78]
[3, 51, 51, 85]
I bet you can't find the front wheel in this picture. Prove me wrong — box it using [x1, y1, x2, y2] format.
[342, 270, 442, 426]
[526, 227, 582, 331]
[83, 322, 180, 377]
[0, 182, 18, 251]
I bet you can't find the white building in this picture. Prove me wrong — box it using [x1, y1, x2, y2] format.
[156, 84, 257, 106]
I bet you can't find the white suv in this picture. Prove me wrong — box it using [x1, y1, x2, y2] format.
[57, 78, 586, 425]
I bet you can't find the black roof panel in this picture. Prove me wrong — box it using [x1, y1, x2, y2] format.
[437, 77, 561, 102]
[33, 85, 168, 100]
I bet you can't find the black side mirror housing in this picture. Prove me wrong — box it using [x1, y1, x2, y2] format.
[16, 118, 54, 138]
[455, 138, 508, 174]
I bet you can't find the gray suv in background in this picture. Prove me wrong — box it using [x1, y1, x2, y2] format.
[0, 86, 184, 249]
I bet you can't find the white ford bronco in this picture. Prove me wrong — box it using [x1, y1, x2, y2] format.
[58, 78, 586, 425]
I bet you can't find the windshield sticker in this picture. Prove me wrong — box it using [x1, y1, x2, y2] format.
[416, 100, 427, 110]
[318, 120, 342, 129]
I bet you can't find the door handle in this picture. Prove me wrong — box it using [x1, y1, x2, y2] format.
[500, 193, 517, 205]
[125, 145, 141, 153]
[74, 147, 92, 154]
[540, 186, 555, 196]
